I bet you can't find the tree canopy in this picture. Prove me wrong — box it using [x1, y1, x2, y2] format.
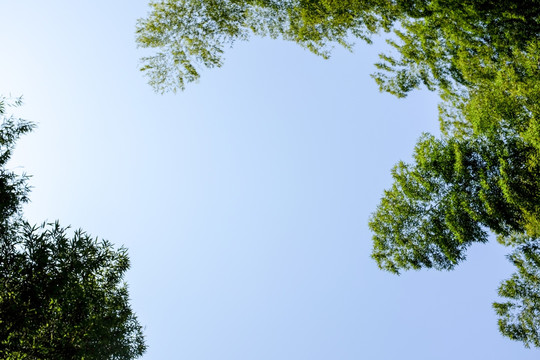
[0, 222, 146, 360]
[494, 235, 540, 348]
[136, 0, 540, 348]
[136, 0, 395, 92]
[136, 0, 540, 93]
[369, 38, 540, 345]
[0, 98, 146, 360]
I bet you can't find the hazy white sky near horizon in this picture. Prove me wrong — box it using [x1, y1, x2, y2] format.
[1, 1, 539, 359]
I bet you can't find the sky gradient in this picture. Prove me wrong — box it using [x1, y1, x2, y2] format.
[1, 2, 539, 359]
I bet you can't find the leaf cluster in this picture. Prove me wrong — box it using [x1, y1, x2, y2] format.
[0, 97, 34, 235]
[0, 222, 146, 360]
[136, 0, 397, 92]
[494, 237, 540, 348]
[0, 101, 146, 359]
[370, 38, 540, 346]
[369, 133, 531, 274]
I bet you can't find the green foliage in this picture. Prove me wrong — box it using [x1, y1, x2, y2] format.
[136, 0, 250, 92]
[137, 0, 540, 94]
[370, 32, 540, 275]
[136, 0, 396, 92]
[494, 237, 540, 348]
[0, 222, 146, 360]
[370, 32, 540, 341]
[370, 122, 540, 347]
[373, 1, 540, 98]
[0, 97, 34, 232]
[369, 134, 528, 274]
[0, 99, 146, 359]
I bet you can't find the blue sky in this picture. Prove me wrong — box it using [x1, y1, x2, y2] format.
[1, 1, 539, 359]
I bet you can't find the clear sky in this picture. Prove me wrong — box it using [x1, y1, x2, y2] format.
[1, 1, 539, 359]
